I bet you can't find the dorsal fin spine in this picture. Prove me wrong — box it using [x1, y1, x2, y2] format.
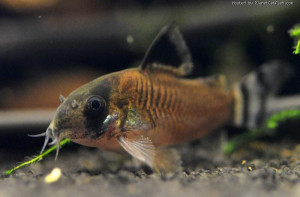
[139, 25, 193, 77]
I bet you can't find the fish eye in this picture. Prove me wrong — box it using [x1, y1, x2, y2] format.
[85, 96, 106, 115]
[91, 99, 100, 110]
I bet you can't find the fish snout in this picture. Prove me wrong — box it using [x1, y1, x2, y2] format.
[29, 123, 62, 160]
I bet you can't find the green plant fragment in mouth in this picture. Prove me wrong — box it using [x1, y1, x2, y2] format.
[5, 138, 71, 176]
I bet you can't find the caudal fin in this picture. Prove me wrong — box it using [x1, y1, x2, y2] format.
[233, 61, 292, 129]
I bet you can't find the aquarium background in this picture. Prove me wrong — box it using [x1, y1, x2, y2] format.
[0, 0, 299, 166]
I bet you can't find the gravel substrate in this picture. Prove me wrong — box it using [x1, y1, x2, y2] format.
[1, 132, 300, 197]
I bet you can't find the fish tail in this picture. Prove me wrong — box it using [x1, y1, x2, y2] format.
[232, 61, 292, 129]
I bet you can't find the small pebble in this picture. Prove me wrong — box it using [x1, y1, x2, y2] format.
[247, 163, 255, 171]
[44, 168, 62, 184]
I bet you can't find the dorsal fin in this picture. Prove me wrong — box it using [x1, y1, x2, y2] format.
[139, 25, 193, 76]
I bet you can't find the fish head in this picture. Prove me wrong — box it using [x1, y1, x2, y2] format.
[32, 73, 122, 157]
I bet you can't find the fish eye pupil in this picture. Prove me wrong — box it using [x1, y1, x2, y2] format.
[86, 96, 106, 115]
[92, 99, 100, 110]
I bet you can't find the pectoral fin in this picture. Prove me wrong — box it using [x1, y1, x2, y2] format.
[117, 135, 181, 173]
[117, 135, 156, 168]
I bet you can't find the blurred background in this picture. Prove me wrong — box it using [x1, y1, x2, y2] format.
[0, 0, 299, 163]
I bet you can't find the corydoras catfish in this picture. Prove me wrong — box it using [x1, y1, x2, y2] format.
[31, 25, 293, 173]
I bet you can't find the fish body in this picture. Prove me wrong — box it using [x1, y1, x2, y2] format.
[71, 68, 233, 150]
[33, 25, 292, 173]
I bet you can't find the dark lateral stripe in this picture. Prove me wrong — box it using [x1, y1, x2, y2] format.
[241, 83, 249, 126]
[147, 76, 154, 109]
[146, 110, 156, 128]
[159, 108, 168, 129]
[166, 86, 173, 111]
[155, 78, 161, 108]
[160, 82, 168, 109]
[142, 76, 149, 109]
[154, 107, 161, 119]
[134, 77, 139, 104]
[138, 76, 144, 106]
[135, 77, 139, 92]
[171, 88, 178, 112]
[151, 108, 158, 120]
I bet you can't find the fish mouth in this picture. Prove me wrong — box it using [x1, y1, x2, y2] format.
[28, 126, 61, 160]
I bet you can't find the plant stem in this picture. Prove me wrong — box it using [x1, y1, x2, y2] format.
[5, 138, 71, 175]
